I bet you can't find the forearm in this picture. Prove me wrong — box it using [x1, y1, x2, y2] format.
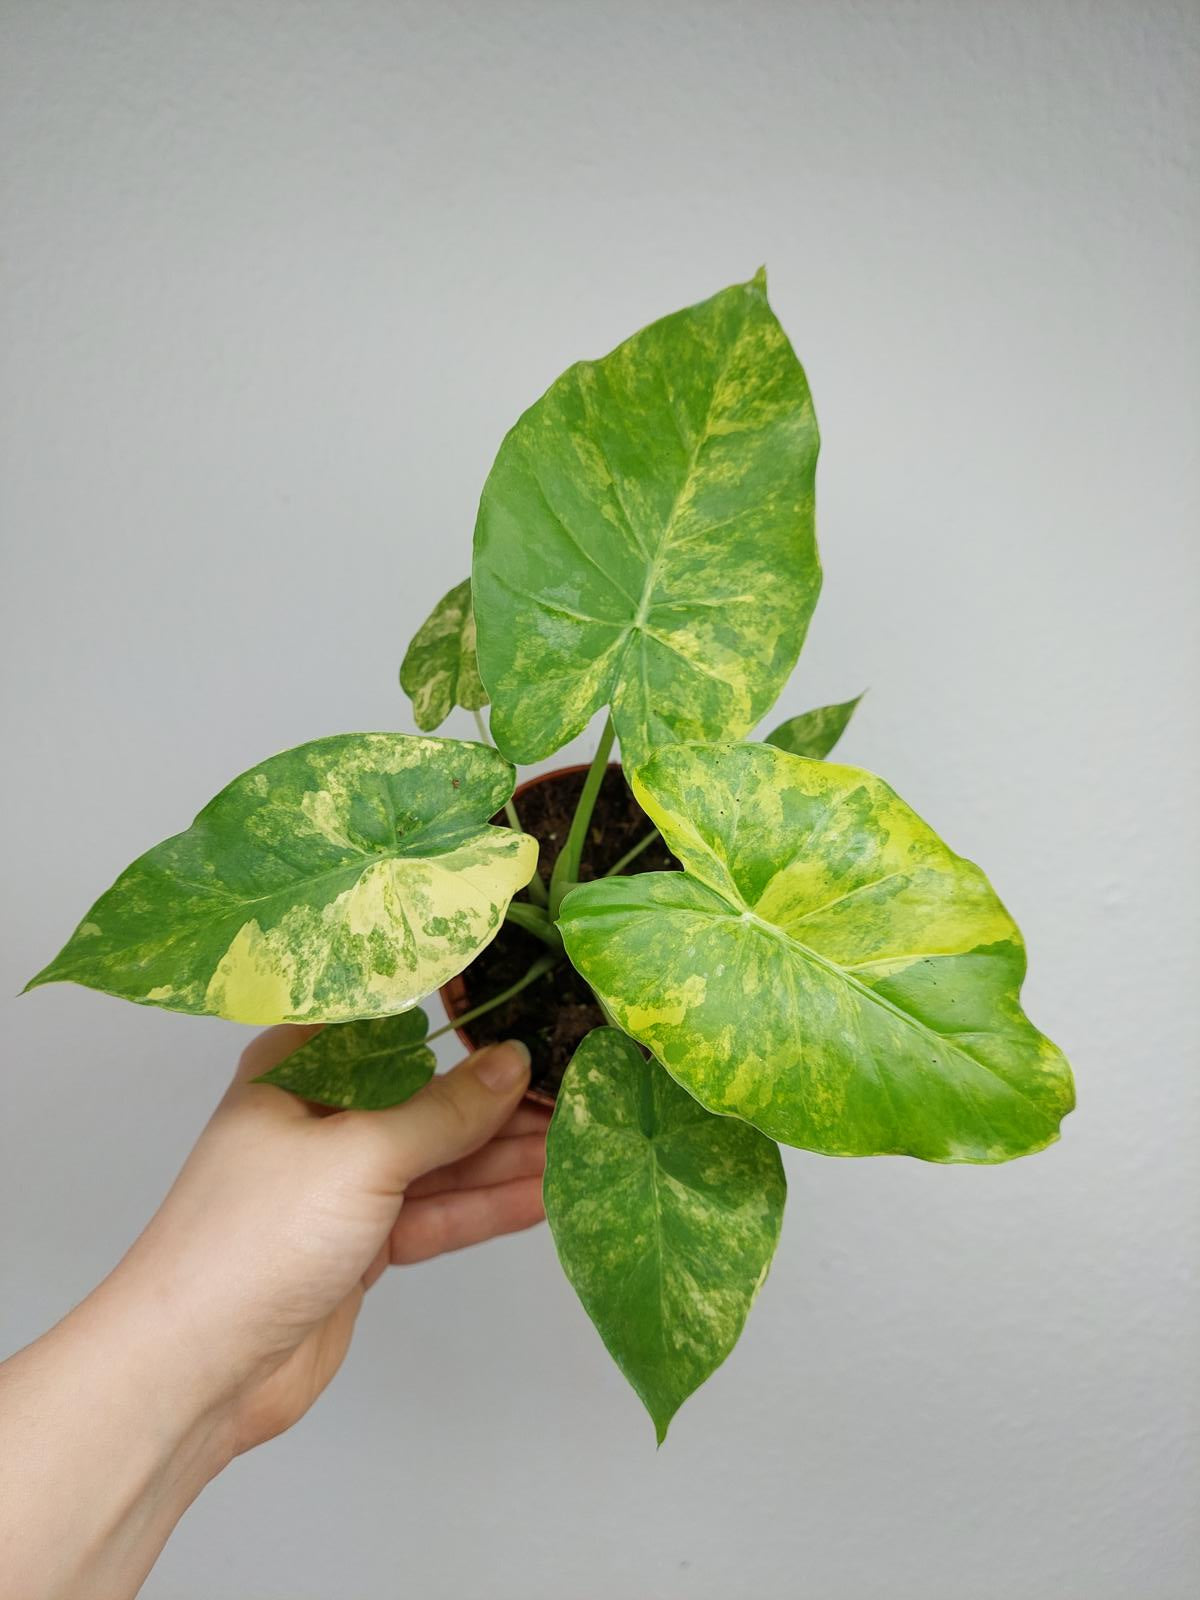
[0, 1035, 540, 1596]
[0, 1267, 233, 1600]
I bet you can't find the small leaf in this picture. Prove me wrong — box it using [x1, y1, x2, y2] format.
[544, 1027, 785, 1443]
[27, 734, 538, 1024]
[559, 743, 1074, 1164]
[473, 272, 821, 770]
[400, 579, 487, 731]
[257, 1010, 436, 1109]
[764, 694, 862, 759]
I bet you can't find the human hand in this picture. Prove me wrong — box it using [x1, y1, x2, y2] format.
[0, 1029, 545, 1600]
[132, 1027, 548, 1457]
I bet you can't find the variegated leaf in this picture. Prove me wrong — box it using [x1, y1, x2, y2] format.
[27, 734, 538, 1025]
[558, 743, 1074, 1164]
[473, 271, 821, 770]
[544, 1027, 785, 1443]
[399, 578, 487, 731]
[764, 694, 862, 759]
[257, 1010, 436, 1109]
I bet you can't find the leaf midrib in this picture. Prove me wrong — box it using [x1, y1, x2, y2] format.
[45, 824, 509, 982]
[194, 816, 500, 910]
[596, 313, 751, 744]
[629, 321, 746, 627]
[296, 1037, 430, 1071]
[642, 804, 1045, 1119]
[599, 864, 1049, 1130]
[599, 1120, 695, 1379]
[728, 905, 1052, 1126]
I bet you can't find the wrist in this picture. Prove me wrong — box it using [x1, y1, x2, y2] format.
[0, 1275, 235, 1600]
[77, 1258, 240, 1485]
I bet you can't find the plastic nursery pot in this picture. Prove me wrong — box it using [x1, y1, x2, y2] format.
[438, 761, 622, 1108]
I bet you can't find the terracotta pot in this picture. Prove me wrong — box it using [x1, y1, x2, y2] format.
[437, 760, 621, 1107]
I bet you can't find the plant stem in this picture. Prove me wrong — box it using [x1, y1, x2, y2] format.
[427, 951, 559, 1042]
[503, 902, 563, 951]
[471, 707, 550, 909]
[603, 828, 659, 878]
[472, 708, 524, 833]
[548, 716, 616, 919]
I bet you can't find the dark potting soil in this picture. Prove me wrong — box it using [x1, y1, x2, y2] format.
[446, 766, 679, 1101]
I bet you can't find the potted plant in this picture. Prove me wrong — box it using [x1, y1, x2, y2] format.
[26, 273, 1075, 1441]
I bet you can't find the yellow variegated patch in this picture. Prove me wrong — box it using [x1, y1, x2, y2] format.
[472, 272, 821, 770]
[544, 1027, 786, 1442]
[399, 578, 487, 731]
[558, 743, 1075, 1164]
[27, 734, 537, 1025]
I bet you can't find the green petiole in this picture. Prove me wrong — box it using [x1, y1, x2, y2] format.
[603, 828, 659, 878]
[504, 901, 564, 952]
[548, 716, 616, 919]
[427, 950, 559, 1043]
[472, 707, 549, 908]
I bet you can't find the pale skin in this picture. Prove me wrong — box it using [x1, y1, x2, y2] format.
[0, 1028, 547, 1600]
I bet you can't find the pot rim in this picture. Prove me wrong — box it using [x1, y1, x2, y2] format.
[438, 759, 625, 1105]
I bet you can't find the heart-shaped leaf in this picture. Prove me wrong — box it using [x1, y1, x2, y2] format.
[27, 734, 538, 1024]
[400, 579, 487, 731]
[473, 271, 821, 770]
[544, 1027, 785, 1443]
[764, 694, 862, 759]
[559, 744, 1074, 1163]
[256, 1010, 436, 1109]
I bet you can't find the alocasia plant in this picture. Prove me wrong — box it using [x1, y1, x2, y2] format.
[27, 272, 1074, 1441]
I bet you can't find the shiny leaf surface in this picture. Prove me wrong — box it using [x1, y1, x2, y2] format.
[559, 744, 1074, 1163]
[544, 1027, 785, 1442]
[256, 1010, 436, 1109]
[399, 579, 487, 731]
[473, 272, 821, 769]
[29, 735, 538, 1024]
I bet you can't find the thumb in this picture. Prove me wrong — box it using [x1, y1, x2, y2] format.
[345, 1040, 532, 1191]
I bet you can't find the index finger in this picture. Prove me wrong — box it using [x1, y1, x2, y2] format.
[495, 1102, 553, 1138]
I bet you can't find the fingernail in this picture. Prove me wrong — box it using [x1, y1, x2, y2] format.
[474, 1039, 531, 1093]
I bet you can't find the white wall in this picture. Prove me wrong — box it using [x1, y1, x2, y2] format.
[2, 3, 1196, 1595]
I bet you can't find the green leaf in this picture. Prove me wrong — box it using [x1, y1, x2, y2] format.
[764, 694, 862, 759]
[256, 1010, 436, 1109]
[558, 743, 1074, 1164]
[28, 734, 538, 1024]
[544, 1027, 785, 1443]
[400, 579, 488, 731]
[473, 271, 821, 770]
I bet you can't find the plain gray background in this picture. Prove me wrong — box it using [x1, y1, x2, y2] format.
[2, 2, 1197, 1595]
